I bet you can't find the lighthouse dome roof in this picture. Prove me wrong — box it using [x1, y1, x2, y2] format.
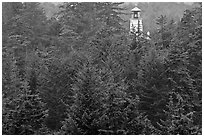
[131, 7, 141, 12]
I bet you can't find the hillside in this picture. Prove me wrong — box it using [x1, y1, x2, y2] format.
[2, 2, 202, 135]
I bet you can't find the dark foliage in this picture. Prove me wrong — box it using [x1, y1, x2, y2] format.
[2, 2, 202, 135]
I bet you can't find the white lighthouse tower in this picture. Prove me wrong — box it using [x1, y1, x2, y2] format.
[130, 6, 143, 34]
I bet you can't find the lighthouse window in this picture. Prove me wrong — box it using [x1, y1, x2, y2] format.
[134, 13, 138, 18]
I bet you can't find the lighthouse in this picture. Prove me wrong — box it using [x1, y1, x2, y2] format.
[130, 6, 143, 35]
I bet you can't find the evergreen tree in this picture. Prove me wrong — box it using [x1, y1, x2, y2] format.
[158, 92, 201, 135]
[2, 2, 202, 135]
[38, 56, 76, 130]
[57, 2, 126, 51]
[2, 80, 48, 135]
[154, 15, 175, 49]
[59, 57, 158, 135]
[135, 47, 169, 127]
[172, 3, 202, 128]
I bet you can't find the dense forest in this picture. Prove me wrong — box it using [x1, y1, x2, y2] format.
[2, 2, 202, 135]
